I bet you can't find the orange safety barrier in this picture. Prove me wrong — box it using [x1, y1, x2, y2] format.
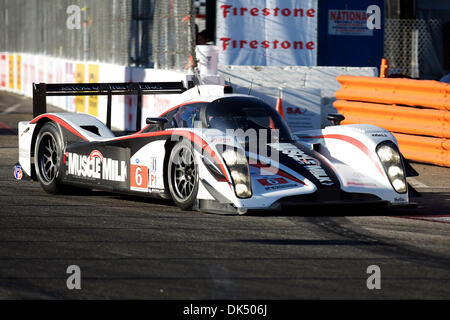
[335, 100, 450, 138]
[334, 75, 450, 167]
[336, 75, 450, 111]
[393, 133, 449, 167]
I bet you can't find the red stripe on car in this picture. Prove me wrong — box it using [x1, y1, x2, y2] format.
[115, 130, 230, 182]
[249, 162, 306, 185]
[298, 134, 385, 176]
[30, 115, 88, 141]
[136, 101, 208, 134]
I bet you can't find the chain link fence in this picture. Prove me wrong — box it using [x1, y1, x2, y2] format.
[152, 0, 196, 71]
[0, 0, 195, 70]
[384, 18, 448, 79]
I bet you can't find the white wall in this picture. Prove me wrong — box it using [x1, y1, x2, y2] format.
[0, 52, 192, 130]
[0, 51, 378, 131]
[219, 65, 378, 127]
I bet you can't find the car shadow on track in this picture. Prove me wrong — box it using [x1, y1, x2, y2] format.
[250, 203, 409, 217]
[76, 189, 175, 207]
[72, 189, 447, 218]
[236, 239, 381, 246]
[274, 193, 448, 217]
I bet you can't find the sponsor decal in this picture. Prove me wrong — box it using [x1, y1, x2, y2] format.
[269, 143, 334, 186]
[90, 150, 103, 162]
[74, 64, 86, 113]
[8, 54, 14, 89]
[264, 183, 298, 191]
[20, 127, 30, 137]
[87, 64, 99, 117]
[347, 181, 377, 187]
[257, 177, 299, 191]
[257, 177, 288, 186]
[130, 165, 148, 190]
[149, 173, 158, 187]
[217, 0, 317, 66]
[13, 164, 23, 180]
[149, 157, 157, 173]
[149, 188, 165, 193]
[286, 107, 306, 115]
[371, 133, 388, 137]
[328, 9, 374, 36]
[66, 150, 127, 182]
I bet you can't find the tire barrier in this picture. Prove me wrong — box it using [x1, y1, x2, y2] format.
[334, 75, 450, 167]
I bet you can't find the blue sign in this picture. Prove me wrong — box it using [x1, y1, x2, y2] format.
[318, 0, 384, 67]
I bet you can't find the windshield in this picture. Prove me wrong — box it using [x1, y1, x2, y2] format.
[205, 97, 294, 143]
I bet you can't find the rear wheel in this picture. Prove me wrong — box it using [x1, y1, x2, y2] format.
[34, 122, 64, 194]
[168, 139, 199, 210]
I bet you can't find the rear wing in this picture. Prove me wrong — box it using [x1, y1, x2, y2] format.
[32, 81, 190, 131]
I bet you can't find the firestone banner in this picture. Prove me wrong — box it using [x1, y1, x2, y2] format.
[216, 0, 318, 66]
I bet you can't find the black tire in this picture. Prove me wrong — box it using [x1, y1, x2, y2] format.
[167, 139, 199, 210]
[34, 122, 65, 194]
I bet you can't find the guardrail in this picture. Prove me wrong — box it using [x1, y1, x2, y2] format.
[334, 75, 450, 167]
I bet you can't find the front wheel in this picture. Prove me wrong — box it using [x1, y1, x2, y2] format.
[167, 139, 199, 210]
[34, 122, 64, 194]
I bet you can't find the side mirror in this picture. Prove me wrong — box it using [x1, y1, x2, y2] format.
[327, 113, 345, 126]
[146, 117, 168, 131]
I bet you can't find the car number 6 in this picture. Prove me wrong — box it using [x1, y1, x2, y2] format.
[135, 166, 142, 186]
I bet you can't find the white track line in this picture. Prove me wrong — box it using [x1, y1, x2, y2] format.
[0, 103, 21, 115]
[407, 177, 429, 188]
[405, 216, 450, 224]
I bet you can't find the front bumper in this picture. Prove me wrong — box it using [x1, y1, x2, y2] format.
[197, 188, 413, 214]
[274, 188, 384, 207]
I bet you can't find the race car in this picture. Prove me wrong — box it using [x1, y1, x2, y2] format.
[15, 81, 416, 214]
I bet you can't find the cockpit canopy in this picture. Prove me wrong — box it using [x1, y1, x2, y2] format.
[204, 96, 293, 142]
[143, 96, 294, 142]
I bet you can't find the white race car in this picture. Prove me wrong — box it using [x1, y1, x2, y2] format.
[15, 82, 416, 214]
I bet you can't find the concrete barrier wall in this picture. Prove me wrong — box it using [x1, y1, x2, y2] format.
[219, 65, 378, 127]
[1, 52, 378, 131]
[0, 52, 193, 131]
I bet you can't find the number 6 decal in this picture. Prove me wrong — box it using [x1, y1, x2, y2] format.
[135, 166, 143, 186]
[130, 165, 148, 191]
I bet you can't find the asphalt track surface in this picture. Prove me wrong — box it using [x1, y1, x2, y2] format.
[0, 91, 449, 299]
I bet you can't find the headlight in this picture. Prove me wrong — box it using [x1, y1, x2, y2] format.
[387, 165, 403, 179]
[235, 183, 250, 197]
[392, 179, 406, 192]
[231, 170, 248, 184]
[222, 149, 247, 166]
[376, 141, 407, 193]
[377, 145, 401, 163]
[217, 145, 252, 198]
